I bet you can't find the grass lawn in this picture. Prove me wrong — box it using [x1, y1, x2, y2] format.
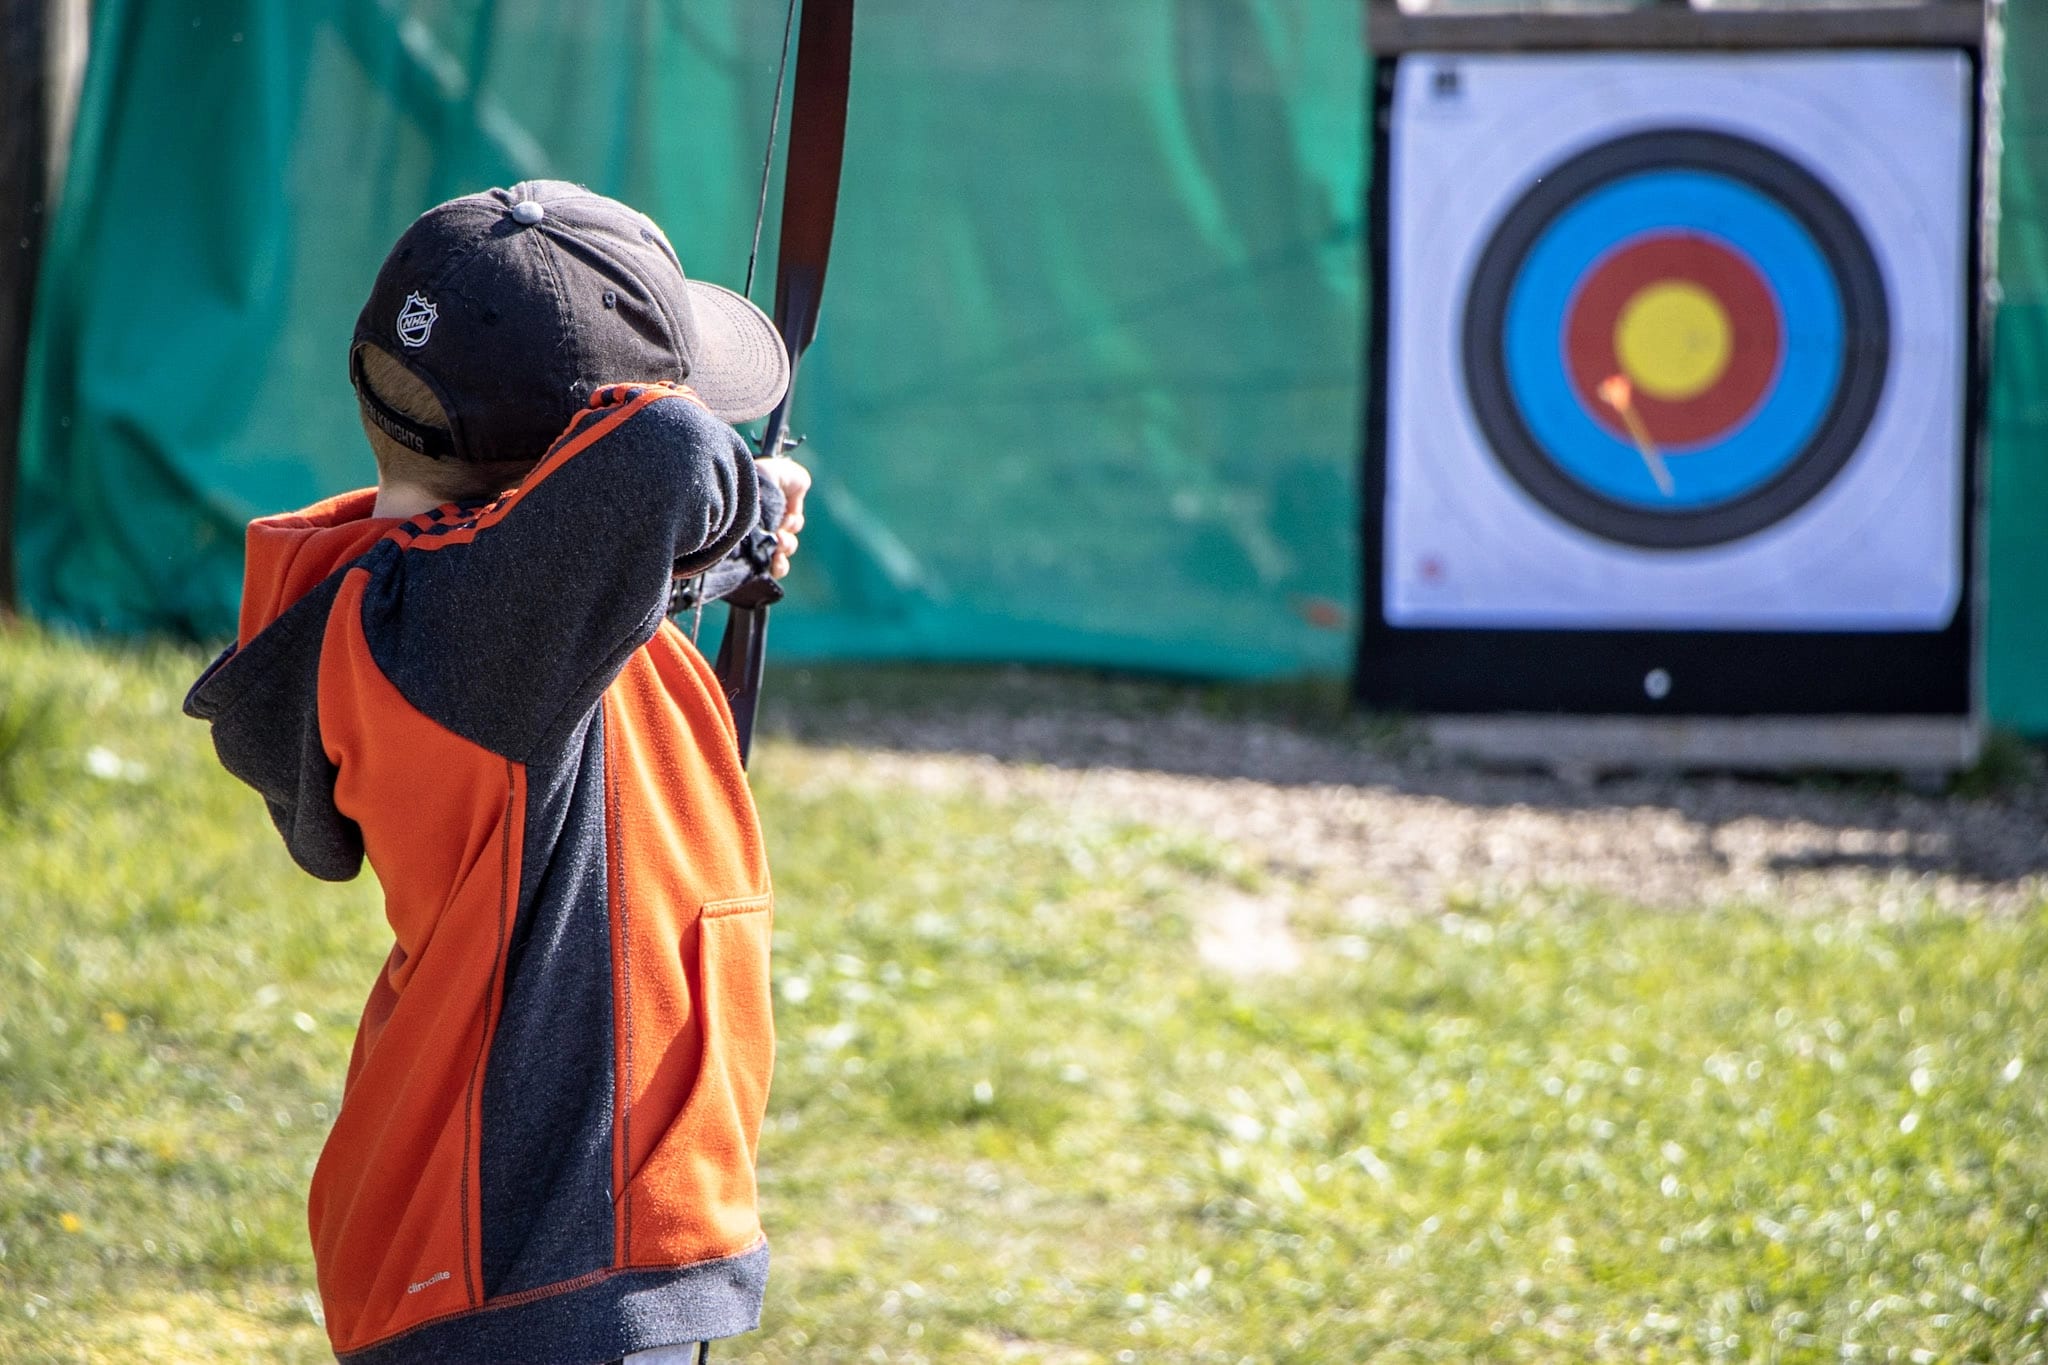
[1, 625, 2045, 1363]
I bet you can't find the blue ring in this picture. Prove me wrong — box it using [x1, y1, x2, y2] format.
[1501, 171, 1844, 511]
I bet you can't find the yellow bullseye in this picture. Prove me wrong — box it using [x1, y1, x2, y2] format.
[1614, 281, 1733, 402]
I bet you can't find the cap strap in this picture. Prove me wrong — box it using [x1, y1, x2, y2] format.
[350, 348, 457, 460]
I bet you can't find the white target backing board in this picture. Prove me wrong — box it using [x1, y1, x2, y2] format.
[1382, 50, 1971, 633]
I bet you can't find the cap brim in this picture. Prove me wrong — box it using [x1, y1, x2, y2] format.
[685, 281, 791, 425]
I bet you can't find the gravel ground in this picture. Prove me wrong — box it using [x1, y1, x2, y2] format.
[773, 703, 2048, 940]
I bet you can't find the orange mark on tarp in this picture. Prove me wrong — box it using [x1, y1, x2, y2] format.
[1293, 596, 1349, 631]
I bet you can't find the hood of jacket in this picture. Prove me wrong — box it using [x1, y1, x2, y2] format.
[184, 489, 401, 881]
[233, 488, 395, 645]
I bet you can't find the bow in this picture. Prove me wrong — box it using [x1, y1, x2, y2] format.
[713, 0, 855, 767]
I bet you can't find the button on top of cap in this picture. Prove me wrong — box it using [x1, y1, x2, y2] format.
[510, 201, 545, 226]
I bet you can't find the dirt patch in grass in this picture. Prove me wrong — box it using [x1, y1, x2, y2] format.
[771, 690, 2048, 919]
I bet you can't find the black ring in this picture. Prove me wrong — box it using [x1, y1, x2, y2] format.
[1461, 128, 1890, 550]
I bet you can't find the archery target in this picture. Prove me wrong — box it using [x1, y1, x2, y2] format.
[1469, 129, 1889, 548]
[1383, 51, 1971, 630]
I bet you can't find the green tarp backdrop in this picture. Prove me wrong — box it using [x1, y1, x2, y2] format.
[15, 0, 1363, 679]
[13, 2, 2048, 727]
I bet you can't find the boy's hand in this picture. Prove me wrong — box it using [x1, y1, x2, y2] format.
[756, 456, 811, 579]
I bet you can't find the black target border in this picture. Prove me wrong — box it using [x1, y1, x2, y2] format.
[1462, 127, 1891, 550]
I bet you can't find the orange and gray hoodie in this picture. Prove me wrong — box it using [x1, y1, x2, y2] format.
[186, 384, 781, 1364]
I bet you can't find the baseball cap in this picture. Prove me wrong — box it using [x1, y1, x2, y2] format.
[351, 180, 789, 463]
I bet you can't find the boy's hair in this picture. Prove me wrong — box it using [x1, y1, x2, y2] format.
[354, 344, 538, 503]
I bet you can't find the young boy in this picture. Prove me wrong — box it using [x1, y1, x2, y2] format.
[186, 180, 811, 1365]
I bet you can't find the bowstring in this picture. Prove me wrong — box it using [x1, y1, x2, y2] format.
[684, 0, 797, 636]
[743, 0, 801, 303]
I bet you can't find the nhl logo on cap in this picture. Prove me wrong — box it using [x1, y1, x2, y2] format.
[396, 292, 438, 348]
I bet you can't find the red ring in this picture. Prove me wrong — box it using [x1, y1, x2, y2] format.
[1564, 232, 1783, 449]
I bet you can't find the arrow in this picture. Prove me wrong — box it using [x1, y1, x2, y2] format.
[1597, 373, 1675, 498]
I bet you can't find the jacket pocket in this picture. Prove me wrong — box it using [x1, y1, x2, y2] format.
[622, 893, 775, 1265]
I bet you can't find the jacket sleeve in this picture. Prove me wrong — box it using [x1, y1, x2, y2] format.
[354, 385, 762, 761]
[677, 468, 787, 613]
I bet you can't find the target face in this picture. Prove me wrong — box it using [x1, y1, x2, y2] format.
[1380, 51, 1970, 633]
[1463, 129, 1889, 549]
